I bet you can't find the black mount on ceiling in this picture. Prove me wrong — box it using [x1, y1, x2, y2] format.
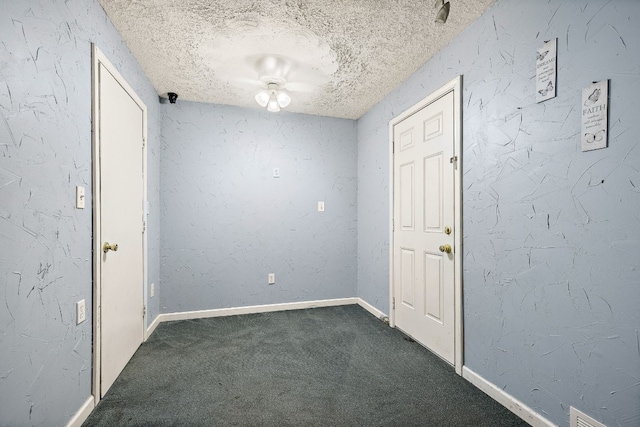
[435, 0, 450, 24]
[159, 92, 179, 104]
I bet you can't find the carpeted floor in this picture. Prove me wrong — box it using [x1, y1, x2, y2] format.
[83, 305, 528, 426]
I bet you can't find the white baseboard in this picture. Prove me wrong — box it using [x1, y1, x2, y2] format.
[158, 297, 359, 323]
[65, 395, 94, 427]
[462, 367, 557, 427]
[356, 298, 387, 320]
[145, 314, 161, 340]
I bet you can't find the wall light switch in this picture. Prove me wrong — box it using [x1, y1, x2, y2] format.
[76, 186, 85, 209]
[268, 273, 275, 284]
[273, 168, 280, 178]
[150, 283, 155, 298]
[77, 299, 86, 324]
[318, 201, 325, 212]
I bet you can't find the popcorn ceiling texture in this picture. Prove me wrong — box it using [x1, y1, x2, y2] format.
[98, 0, 496, 119]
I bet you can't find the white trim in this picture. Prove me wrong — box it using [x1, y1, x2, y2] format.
[388, 76, 464, 375]
[90, 43, 101, 406]
[388, 113, 395, 329]
[158, 298, 359, 323]
[462, 367, 557, 427]
[145, 314, 161, 340]
[65, 396, 94, 427]
[357, 298, 387, 320]
[452, 76, 464, 375]
[91, 44, 148, 402]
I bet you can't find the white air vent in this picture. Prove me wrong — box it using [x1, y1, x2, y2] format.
[570, 407, 607, 427]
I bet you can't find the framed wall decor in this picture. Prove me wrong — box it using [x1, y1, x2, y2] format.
[581, 80, 609, 152]
[536, 38, 557, 103]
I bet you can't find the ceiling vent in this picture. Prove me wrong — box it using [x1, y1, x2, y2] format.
[570, 407, 607, 427]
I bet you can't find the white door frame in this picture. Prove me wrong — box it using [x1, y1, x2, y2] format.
[388, 76, 463, 375]
[91, 44, 148, 404]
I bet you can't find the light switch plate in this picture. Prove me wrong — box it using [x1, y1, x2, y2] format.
[76, 299, 86, 324]
[273, 168, 280, 178]
[150, 283, 155, 297]
[76, 186, 85, 209]
[268, 273, 275, 284]
[318, 201, 325, 212]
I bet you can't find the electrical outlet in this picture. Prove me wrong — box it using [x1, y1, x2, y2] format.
[273, 168, 280, 178]
[150, 283, 155, 297]
[76, 299, 86, 324]
[268, 273, 275, 284]
[318, 201, 325, 212]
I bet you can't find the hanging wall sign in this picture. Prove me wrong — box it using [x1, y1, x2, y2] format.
[536, 38, 557, 103]
[581, 80, 608, 152]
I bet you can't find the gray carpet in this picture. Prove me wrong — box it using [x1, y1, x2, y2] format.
[83, 305, 528, 426]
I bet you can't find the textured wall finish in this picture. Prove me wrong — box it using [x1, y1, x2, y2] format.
[357, 0, 640, 426]
[160, 102, 357, 313]
[98, 0, 496, 119]
[0, 1, 161, 425]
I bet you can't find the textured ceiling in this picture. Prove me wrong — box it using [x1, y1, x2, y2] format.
[99, 0, 496, 119]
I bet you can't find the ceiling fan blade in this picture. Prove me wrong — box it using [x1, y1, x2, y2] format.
[228, 77, 263, 88]
[284, 81, 316, 93]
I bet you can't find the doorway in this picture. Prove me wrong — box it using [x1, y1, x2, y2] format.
[91, 45, 148, 399]
[389, 76, 463, 374]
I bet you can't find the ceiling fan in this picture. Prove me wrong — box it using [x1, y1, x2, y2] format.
[252, 56, 293, 112]
[228, 54, 323, 112]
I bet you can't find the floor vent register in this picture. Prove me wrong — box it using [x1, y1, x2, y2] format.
[570, 407, 607, 427]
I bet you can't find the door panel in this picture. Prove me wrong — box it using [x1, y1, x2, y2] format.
[99, 63, 144, 396]
[424, 112, 444, 140]
[393, 91, 455, 364]
[424, 252, 443, 323]
[423, 153, 443, 231]
[400, 162, 415, 230]
[400, 127, 415, 151]
[400, 248, 415, 308]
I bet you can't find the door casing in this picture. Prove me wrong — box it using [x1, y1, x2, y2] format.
[91, 44, 148, 404]
[388, 76, 463, 375]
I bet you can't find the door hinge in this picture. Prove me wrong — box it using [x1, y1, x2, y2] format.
[142, 220, 146, 233]
[142, 137, 146, 148]
[392, 140, 395, 153]
[392, 297, 395, 310]
[450, 156, 458, 169]
[142, 305, 146, 317]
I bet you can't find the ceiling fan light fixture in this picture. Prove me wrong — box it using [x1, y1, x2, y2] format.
[266, 92, 281, 112]
[277, 91, 291, 108]
[255, 90, 270, 108]
[435, 0, 450, 24]
[256, 82, 291, 112]
[254, 56, 295, 113]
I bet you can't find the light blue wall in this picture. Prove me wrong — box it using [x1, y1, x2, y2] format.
[3, 0, 638, 425]
[357, 0, 640, 426]
[0, 0, 161, 425]
[160, 102, 357, 313]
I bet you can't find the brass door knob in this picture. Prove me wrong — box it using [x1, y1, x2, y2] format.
[103, 242, 119, 253]
[439, 244, 452, 254]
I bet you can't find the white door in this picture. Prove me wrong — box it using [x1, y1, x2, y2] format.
[393, 90, 455, 364]
[98, 62, 145, 396]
